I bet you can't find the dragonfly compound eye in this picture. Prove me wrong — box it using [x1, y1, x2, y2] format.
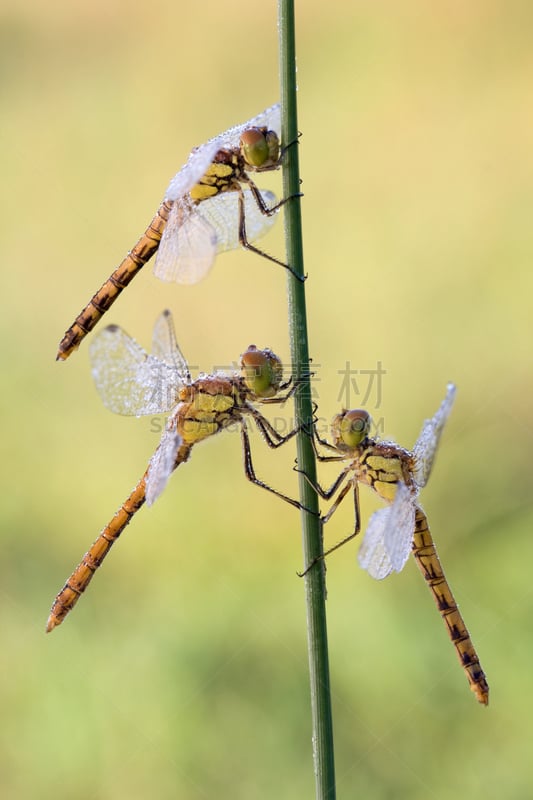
[334, 409, 371, 449]
[264, 130, 280, 163]
[241, 345, 283, 398]
[240, 128, 279, 168]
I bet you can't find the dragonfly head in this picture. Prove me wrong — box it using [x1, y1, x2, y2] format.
[240, 127, 280, 169]
[331, 409, 371, 451]
[241, 345, 283, 398]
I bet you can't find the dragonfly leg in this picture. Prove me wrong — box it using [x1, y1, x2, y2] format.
[260, 370, 314, 406]
[236, 185, 306, 282]
[294, 461, 353, 501]
[311, 441, 347, 463]
[243, 175, 302, 217]
[259, 380, 297, 407]
[261, 372, 314, 416]
[245, 404, 300, 448]
[308, 417, 348, 460]
[243, 406, 320, 515]
[279, 131, 302, 160]
[277, 375, 294, 395]
[298, 480, 361, 576]
[240, 420, 304, 511]
[293, 400, 330, 444]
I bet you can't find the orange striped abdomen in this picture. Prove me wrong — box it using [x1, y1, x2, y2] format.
[46, 442, 192, 632]
[412, 508, 489, 705]
[56, 199, 173, 361]
[46, 473, 148, 631]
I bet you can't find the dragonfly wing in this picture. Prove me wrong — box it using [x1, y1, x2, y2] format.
[154, 197, 217, 285]
[154, 189, 278, 284]
[358, 483, 416, 579]
[164, 140, 221, 201]
[163, 104, 280, 201]
[146, 427, 182, 506]
[89, 324, 182, 417]
[357, 507, 394, 580]
[150, 309, 191, 381]
[213, 103, 281, 150]
[412, 383, 456, 488]
[383, 482, 416, 573]
[197, 189, 278, 254]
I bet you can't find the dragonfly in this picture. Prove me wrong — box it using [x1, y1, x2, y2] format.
[47, 309, 303, 632]
[57, 103, 297, 361]
[300, 384, 489, 705]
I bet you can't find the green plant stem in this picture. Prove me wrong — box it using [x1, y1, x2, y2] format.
[278, 2, 337, 797]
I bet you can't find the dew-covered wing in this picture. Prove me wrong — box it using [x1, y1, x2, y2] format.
[198, 189, 278, 253]
[89, 323, 183, 417]
[357, 506, 394, 580]
[153, 196, 217, 285]
[150, 309, 191, 382]
[358, 482, 416, 579]
[153, 190, 278, 285]
[146, 427, 182, 506]
[164, 140, 222, 202]
[382, 482, 416, 573]
[163, 104, 280, 202]
[212, 103, 280, 151]
[412, 383, 456, 488]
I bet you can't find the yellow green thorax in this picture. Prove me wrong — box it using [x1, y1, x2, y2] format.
[177, 378, 236, 444]
[330, 409, 414, 503]
[189, 160, 238, 202]
[188, 125, 281, 203]
[362, 451, 407, 501]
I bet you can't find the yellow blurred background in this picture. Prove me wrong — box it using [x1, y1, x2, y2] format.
[2, 1, 532, 797]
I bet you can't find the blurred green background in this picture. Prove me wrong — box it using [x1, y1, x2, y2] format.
[2, 1, 532, 797]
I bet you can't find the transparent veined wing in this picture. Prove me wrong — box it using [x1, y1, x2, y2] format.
[150, 309, 191, 381]
[89, 321, 185, 417]
[382, 481, 417, 573]
[146, 425, 182, 506]
[357, 506, 395, 579]
[164, 104, 280, 202]
[210, 103, 280, 152]
[198, 189, 278, 254]
[357, 482, 416, 579]
[164, 141, 222, 202]
[412, 383, 456, 488]
[153, 189, 278, 285]
[154, 197, 216, 285]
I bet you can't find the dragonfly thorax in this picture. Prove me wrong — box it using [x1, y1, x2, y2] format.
[356, 441, 415, 503]
[188, 125, 280, 204]
[176, 376, 238, 445]
[188, 150, 242, 202]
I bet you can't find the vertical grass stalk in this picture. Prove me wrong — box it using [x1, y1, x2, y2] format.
[278, 2, 337, 797]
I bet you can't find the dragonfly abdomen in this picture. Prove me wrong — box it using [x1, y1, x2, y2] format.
[412, 508, 489, 705]
[56, 200, 172, 361]
[46, 473, 148, 631]
[47, 440, 193, 632]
